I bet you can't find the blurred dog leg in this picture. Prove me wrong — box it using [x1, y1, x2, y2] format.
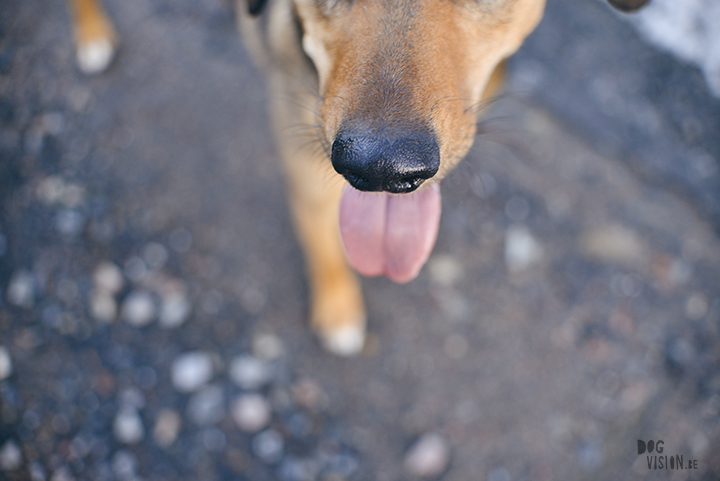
[67, 0, 118, 74]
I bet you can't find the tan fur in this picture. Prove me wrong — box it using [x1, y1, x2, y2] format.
[68, 0, 116, 50]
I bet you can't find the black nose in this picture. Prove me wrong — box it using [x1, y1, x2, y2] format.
[330, 128, 440, 194]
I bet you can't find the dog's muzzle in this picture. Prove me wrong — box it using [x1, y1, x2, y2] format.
[330, 128, 440, 194]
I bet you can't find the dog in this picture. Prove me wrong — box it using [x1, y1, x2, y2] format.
[66, 0, 651, 355]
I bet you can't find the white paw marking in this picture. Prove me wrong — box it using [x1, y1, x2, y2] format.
[77, 38, 115, 74]
[321, 323, 366, 356]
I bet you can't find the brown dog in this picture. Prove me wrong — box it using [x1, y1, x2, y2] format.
[67, 0, 651, 355]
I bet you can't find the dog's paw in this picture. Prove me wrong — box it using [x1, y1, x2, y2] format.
[318, 321, 366, 357]
[76, 37, 116, 75]
[310, 277, 366, 356]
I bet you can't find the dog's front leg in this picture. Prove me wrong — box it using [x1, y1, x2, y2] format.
[66, 0, 117, 74]
[271, 94, 367, 356]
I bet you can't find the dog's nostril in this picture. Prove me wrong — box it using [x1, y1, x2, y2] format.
[387, 176, 426, 194]
[331, 128, 440, 193]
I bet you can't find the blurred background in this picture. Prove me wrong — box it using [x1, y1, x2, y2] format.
[0, 0, 719, 480]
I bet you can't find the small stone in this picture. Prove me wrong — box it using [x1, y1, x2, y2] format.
[142, 242, 169, 269]
[7, 269, 34, 308]
[187, 385, 225, 426]
[89, 290, 117, 323]
[55, 209, 85, 237]
[252, 333, 285, 360]
[0, 347, 11, 381]
[171, 351, 214, 392]
[686, 293, 709, 320]
[111, 450, 138, 480]
[286, 412, 312, 438]
[427, 254, 463, 286]
[123, 256, 147, 283]
[153, 409, 181, 448]
[114, 406, 144, 444]
[119, 387, 146, 409]
[505, 224, 543, 272]
[0, 440, 22, 470]
[159, 293, 191, 328]
[37, 176, 65, 204]
[93, 262, 124, 294]
[252, 429, 284, 464]
[232, 393, 272, 433]
[580, 224, 644, 266]
[229, 355, 271, 390]
[404, 433, 451, 478]
[122, 291, 156, 327]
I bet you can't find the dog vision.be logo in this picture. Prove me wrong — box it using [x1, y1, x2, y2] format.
[638, 440, 699, 470]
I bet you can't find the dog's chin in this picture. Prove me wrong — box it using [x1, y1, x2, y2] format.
[339, 183, 442, 283]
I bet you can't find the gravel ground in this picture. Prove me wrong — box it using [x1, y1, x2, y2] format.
[1, 0, 719, 480]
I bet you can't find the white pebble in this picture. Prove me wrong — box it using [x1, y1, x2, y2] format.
[428, 254, 463, 286]
[187, 385, 225, 426]
[0, 440, 22, 470]
[37, 176, 65, 204]
[580, 224, 643, 266]
[89, 290, 117, 323]
[404, 433, 451, 478]
[232, 393, 272, 433]
[505, 224, 543, 272]
[171, 351, 214, 392]
[153, 409, 181, 448]
[114, 406, 144, 444]
[122, 291, 156, 327]
[7, 270, 34, 308]
[93, 262, 124, 294]
[0, 347, 11, 381]
[159, 293, 191, 328]
[229, 355, 271, 390]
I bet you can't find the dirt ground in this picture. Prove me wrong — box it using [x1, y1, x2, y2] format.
[1, 0, 719, 480]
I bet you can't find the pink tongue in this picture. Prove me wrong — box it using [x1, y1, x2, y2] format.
[339, 184, 441, 283]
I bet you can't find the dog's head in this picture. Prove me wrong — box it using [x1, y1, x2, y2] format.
[293, 0, 546, 193]
[246, 0, 651, 282]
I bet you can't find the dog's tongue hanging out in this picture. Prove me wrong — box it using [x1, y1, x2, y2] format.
[339, 184, 441, 283]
